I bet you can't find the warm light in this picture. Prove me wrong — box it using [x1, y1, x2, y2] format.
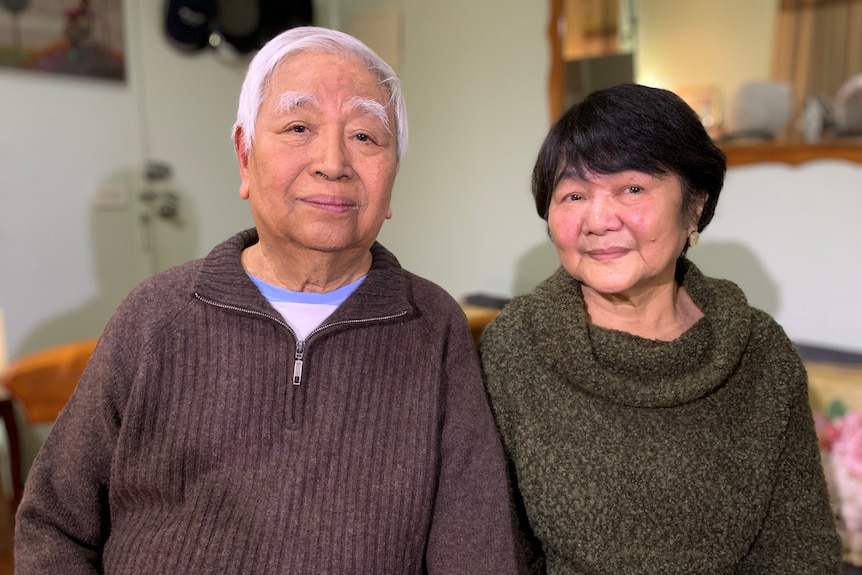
[637, 75, 668, 89]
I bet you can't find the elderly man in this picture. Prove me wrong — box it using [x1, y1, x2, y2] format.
[15, 26, 525, 575]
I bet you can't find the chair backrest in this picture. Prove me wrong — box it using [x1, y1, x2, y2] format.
[726, 80, 793, 139]
[462, 305, 501, 344]
[0, 338, 98, 424]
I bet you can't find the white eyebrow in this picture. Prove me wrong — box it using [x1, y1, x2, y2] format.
[275, 91, 318, 114]
[272, 92, 391, 134]
[346, 96, 391, 134]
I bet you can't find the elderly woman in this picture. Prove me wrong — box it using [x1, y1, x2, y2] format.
[479, 84, 841, 574]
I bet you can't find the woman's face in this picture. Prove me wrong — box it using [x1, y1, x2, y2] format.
[547, 169, 699, 300]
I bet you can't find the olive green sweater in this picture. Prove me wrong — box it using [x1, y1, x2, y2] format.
[479, 259, 841, 574]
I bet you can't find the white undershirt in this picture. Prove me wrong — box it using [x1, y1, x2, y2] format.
[247, 274, 365, 340]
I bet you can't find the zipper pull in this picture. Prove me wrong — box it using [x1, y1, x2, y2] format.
[292, 341, 305, 386]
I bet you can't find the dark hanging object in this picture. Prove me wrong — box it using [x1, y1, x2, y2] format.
[164, 0, 313, 55]
[164, 0, 217, 52]
[219, 0, 314, 54]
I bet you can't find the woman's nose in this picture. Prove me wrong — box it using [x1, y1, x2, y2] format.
[584, 195, 622, 234]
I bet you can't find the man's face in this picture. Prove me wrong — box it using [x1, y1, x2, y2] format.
[235, 51, 398, 259]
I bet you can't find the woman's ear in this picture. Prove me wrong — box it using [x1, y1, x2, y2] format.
[691, 191, 708, 233]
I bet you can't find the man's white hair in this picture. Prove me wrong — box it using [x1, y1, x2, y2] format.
[232, 26, 408, 166]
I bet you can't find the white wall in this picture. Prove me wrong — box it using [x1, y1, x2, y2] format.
[0, 0, 252, 358]
[690, 161, 862, 354]
[0, 27, 142, 357]
[1, 0, 860, 360]
[371, 0, 553, 301]
[324, 0, 553, 301]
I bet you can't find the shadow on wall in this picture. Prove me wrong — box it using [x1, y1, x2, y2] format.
[16, 169, 200, 358]
[687, 240, 780, 318]
[512, 238, 560, 297]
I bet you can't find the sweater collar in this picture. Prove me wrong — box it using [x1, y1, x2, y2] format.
[193, 228, 413, 322]
[532, 258, 752, 408]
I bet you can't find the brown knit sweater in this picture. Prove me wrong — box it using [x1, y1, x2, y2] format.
[15, 229, 526, 575]
[479, 259, 841, 574]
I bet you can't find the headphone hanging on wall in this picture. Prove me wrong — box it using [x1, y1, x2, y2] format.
[164, 0, 313, 55]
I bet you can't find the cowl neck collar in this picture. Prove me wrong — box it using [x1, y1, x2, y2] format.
[531, 258, 752, 408]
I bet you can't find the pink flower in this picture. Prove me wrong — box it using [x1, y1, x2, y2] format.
[835, 461, 862, 531]
[833, 412, 862, 478]
[814, 411, 839, 451]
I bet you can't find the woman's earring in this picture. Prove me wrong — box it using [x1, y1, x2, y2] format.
[689, 231, 700, 247]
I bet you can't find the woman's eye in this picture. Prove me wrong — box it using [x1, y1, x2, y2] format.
[354, 132, 373, 143]
[288, 125, 307, 134]
[565, 193, 582, 202]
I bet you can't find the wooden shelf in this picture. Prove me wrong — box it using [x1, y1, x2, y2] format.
[720, 141, 862, 167]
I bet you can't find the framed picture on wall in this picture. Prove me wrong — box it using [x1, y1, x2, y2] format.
[0, 0, 124, 81]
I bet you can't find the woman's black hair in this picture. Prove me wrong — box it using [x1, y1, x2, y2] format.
[532, 83, 727, 234]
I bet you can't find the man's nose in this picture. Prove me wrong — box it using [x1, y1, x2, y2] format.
[310, 130, 353, 181]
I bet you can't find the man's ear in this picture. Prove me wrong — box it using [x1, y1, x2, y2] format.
[234, 127, 251, 200]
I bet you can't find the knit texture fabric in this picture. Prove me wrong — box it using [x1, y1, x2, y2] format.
[479, 258, 841, 574]
[15, 229, 526, 575]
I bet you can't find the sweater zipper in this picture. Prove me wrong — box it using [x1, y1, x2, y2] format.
[194, 293, 408, 387]
[292, 340, 305, 385]
[288, 312, 408, 385]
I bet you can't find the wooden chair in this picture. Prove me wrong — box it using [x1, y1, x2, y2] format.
[0, 338, 98, 509]
[461, 305, 501, 344]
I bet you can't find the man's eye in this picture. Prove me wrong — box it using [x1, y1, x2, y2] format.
[289, 125, 307, 133]
[627, 186, 643, 194]
[565, 193, 582, 201]
[355, 133, 371, 142]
